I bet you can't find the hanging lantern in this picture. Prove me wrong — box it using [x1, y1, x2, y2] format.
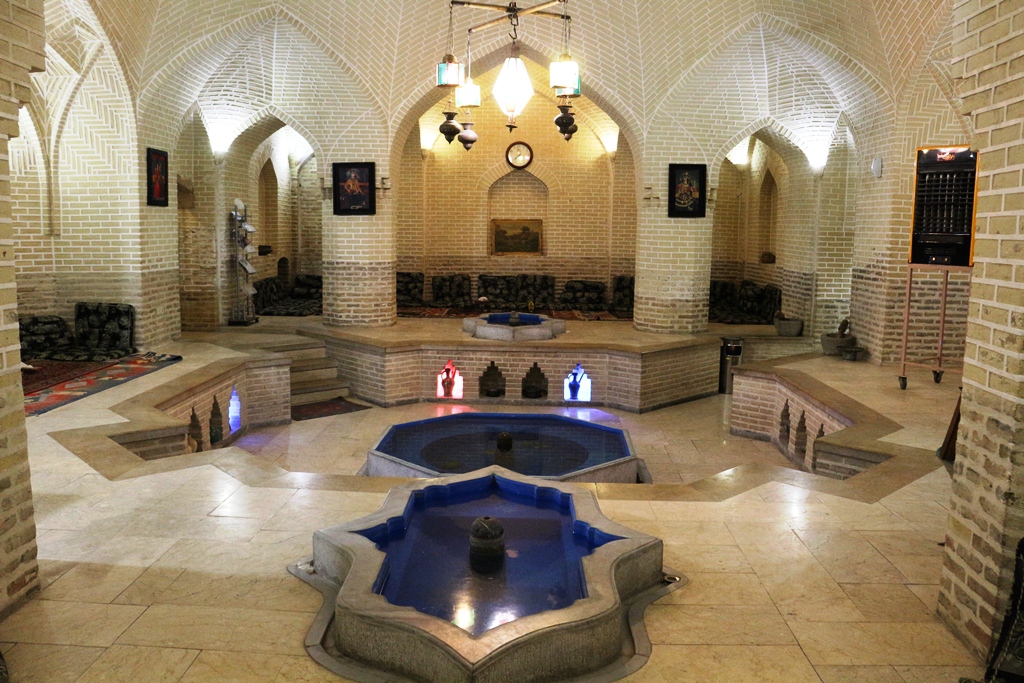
[439, 111, 462, 144]
[457, 121, 478, 150]
[436, 54, 465, 87]
[493, 46, 533, 131]
[551, 2, 581, 99]
[455, 77, 481, 108]
[554, 72, 581, 98]
[436, 5, 464, 88]
[549, 54, 579, 89]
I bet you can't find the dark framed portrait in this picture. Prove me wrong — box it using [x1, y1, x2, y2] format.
[490, 219, 543, 255]
[332, 162, 376, 216]
[668, 163, 706, 218]
[146, 148, 169, 207]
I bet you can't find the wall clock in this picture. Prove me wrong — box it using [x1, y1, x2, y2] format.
[506, 142, 533, 169]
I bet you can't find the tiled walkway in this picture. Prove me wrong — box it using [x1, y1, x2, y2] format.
[1, 338, 982, 682]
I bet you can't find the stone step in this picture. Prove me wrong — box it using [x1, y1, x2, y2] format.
[291, 357, 338, 384]
[814, 442, 891, 464]
[262, 339, 327, 361]
[291, 378, 350, 406]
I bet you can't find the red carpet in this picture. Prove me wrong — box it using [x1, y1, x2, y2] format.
[21, 359, 118, 395]
[24, 353, 182, 416]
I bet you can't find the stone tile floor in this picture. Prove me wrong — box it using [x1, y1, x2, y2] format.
[3, 339, 982, 682]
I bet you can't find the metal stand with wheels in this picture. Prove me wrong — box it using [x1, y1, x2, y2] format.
[897, 264, 971, 389]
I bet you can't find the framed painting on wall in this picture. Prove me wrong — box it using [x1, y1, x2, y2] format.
[147, 148, 169, 207]
[668, 163, 706, 218]
[490, 219, 543, 255]
[332, 162, 376, 216]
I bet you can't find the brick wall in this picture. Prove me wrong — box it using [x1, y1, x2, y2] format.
[317, 331, 807, 412]
[939, 0, 1024, 660]
[731, 372, 851, 471]
[0, 0, 45, 619]
[297, 157, 322, 276]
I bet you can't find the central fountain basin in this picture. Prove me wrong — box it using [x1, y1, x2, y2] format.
[363, 413, 641, 483]
[290, 467, 683, 683]
[356, 475, 621, 636]
[462, 313, 566, 341]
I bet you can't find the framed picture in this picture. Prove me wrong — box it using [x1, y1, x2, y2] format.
[332, 162, 376, 215]
[668, 163, 706, 218]
[146, 148, 169, 207]
[490, 219, 544, 255]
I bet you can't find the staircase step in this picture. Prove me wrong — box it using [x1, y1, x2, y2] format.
[291, 378, 350, 405]
[814, 442, 891, 464]
[290, 357, 338, 383]
[263, 340, 326, 361]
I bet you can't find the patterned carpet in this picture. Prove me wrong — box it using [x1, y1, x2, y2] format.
[21, 359, 119, 395]
[290, 397, 372, 421]
[23, 352, 183, 416]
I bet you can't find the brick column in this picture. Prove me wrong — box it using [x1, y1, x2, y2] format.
[322, 170, 395, 327]
[633, 195, 712, 334]
[939, 0, 1024, 659]
[0, 0, 45, 617]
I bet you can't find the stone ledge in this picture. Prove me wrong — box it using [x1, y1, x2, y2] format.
[48, 352, 292, 480]
[728, 355, 941, 496]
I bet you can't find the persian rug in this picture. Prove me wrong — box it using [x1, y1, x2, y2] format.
[24, 352, 183, 416]
[20, 359, 119, 395]
[291, 397, 372, 421]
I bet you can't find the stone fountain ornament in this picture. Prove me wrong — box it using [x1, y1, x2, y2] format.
[289, 466, 685, 683]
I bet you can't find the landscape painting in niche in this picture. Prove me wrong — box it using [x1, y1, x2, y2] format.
[146, 148, 169, 207]
[333, 162, 376, 215]
[668, 163, 706, 218]
[491, 219, 543, 255]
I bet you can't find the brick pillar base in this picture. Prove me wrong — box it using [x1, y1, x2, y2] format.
[633, 294, 708, 333]
[323, 260, 396, 327]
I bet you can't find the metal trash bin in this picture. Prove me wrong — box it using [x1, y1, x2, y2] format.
[719, 337, 744, 394]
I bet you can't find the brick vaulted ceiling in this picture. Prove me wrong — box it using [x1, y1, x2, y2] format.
[76, 0, 956, 157]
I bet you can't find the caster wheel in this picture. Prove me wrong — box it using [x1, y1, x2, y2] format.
[898, 376, 907, 390]
[933, 370, 943, 384]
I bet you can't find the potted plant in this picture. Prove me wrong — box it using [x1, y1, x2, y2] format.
[821, 319, 857, 356]
[774, 311, 804, 337]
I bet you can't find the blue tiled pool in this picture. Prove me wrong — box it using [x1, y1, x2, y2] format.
[354, 474, 622, 636]
[373, 413, 632, 478]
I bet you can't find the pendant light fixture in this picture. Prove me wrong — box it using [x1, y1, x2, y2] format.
[455, 36, 480, 150]
[436, 4, 465, 88]
[437, 1, 579, 138]
[455, 36, 481, 109]
[549, 1, 578, 92]
[437, 4, 464, 145]
[550, 0, 579, 140]
[493, 27, 534, 133]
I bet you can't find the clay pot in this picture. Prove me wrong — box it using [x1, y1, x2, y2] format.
[821, 333, 857, 356]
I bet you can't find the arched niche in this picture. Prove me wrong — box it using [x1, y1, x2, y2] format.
[10, 107, 52, 317]
[708, 124, 856, 330]
[487, 171, 549, 254]
[394, 55, 635, 304]
[258, 159, 279, 279]
[757, 170, 779, 261]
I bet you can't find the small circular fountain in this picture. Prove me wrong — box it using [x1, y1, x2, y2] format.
[462, 312, 566, 341]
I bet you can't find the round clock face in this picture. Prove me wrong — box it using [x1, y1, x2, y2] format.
[506, 142, 533, 169]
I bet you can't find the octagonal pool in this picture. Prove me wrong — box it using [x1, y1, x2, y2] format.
[362, 413, 642, 483]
